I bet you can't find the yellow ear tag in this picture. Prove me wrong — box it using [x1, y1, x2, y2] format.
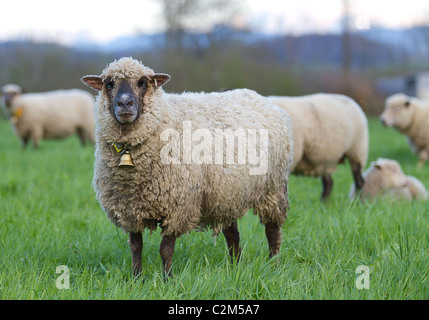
[10, 107, 23, 125]
[113, 144, 124, 153]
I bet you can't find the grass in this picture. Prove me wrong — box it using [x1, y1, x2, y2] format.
[0, 117, 427, 300]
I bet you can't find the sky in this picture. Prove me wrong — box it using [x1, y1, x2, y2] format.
[1, 0, 429, 45]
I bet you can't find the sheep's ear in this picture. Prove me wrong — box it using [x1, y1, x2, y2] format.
[151, 73, 171, 88]
[81, 75, 103, 91]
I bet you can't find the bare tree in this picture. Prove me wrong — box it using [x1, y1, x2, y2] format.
[161, 0, 238, 32]
[160, 0, 240, 49]
[342, 0, 352, 75]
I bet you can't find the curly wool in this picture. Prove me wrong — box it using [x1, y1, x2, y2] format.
[91, 58, 293, 237]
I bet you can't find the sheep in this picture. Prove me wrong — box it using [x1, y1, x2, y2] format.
[6, 87, 95, 148]
[380, 93, 429, 169]
[349, 157, 428, 201]
[267, 93, 368, 201]
[81, 57, 293, 280]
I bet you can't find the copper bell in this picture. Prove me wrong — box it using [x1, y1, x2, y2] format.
[118, 151, 135, 167]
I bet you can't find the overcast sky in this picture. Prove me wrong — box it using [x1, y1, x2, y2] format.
[1, 0, 429, 45]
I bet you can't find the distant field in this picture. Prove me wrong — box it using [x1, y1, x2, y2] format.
[0, 117, 427, 300]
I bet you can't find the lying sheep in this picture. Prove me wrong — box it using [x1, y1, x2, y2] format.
[81, 57, 293, 279]
[268, 93, 368, 201]
[380, 93, 429, 168]
[6, 87, 95, 148]
[349, 157, 428, 201]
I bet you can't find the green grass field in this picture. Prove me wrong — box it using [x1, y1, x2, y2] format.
[0, 117, 427, 300]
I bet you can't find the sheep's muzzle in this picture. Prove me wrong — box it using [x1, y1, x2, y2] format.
[113, 80, 139, 124]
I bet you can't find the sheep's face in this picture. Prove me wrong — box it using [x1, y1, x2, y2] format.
[1, 84, 22, 108]
[372, 158, 408, 189]
[81, 58, 170, 125]
[380, 94, 414, 131]
[105, 76, 146, 125]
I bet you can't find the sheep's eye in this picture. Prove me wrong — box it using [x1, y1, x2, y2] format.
[138, 78, 147, 88]
[404, 101, 410, 107]
[106, 80, 115, 90]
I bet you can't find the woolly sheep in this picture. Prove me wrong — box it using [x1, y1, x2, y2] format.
[6, 87, 95, 148]
[380, 93, 429, 168]
[81, 57, 293, 280]
[349, 157, 428, 201]
[268, 93, 369, 201]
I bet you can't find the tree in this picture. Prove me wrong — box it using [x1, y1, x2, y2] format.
[159, 0, 240, 49]
[342, 0, 352, 75]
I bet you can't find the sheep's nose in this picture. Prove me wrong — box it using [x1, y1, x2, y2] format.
[380, 117, 387, 127]
[116, 94, 135, 108]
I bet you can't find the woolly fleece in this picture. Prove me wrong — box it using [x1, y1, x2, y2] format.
[349, 157, 428, 201]
[9, 89, 95, 147]
[380, 93, 429, 167]
[268, 93, 368, 177]
[89, 57, 293, 237]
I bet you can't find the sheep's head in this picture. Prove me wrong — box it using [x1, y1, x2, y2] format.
[371, 158, 408, 189]
[380, 93, 414, 131]
[81, 57, 170, 125]
[1, 84, 23, 108]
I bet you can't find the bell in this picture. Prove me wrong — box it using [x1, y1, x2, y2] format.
[118, 151, 135, 167]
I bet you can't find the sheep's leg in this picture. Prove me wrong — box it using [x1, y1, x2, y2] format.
[160, 234, 176, 280]
[350, 159, 365, 190]
[222, 221, 241, 263]
[129, 232, 143, 277]
[21, 135, 30, 149]
[321, 175, 333, 201]
[76, 127, 86, 146]
[417, 151, 428, 169]
[31, 127, 42, 149]
[264, 222, 281, 258]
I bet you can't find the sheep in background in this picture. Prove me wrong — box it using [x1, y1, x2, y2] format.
[1, 84, 23, 118]
[349, 158, 428, 201]
[380, 93, 429, 168]
[81, 57, 293, 280]
[4, 86, 95, 148]
[1, 84, 23, 110]
[268, 93, 368, 201]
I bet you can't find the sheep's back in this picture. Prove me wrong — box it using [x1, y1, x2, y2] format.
[269, 93, 367, 171]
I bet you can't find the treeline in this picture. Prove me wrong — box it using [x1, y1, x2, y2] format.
[1, 27, 428, 115]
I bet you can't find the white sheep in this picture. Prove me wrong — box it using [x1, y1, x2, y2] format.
[380, 93, 429, 168]
[268, 93, 369, 201]
[6, 87, 95, 148]
[81, 57, 293, 280]
[349, 157, 428, 201]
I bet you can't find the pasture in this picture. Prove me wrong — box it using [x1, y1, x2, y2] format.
[0, 117, 427, 300]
